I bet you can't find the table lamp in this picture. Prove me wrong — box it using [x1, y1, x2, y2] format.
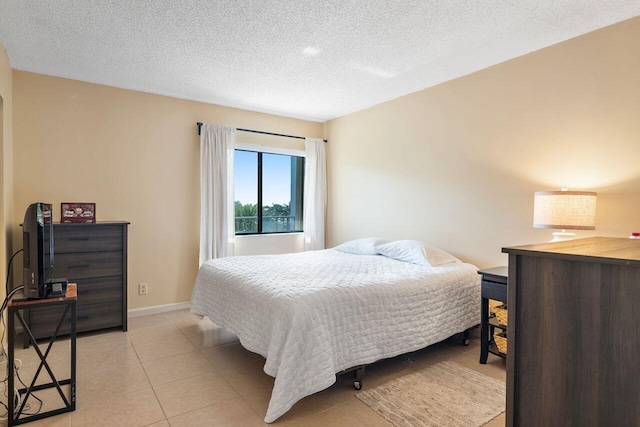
[533, 188, 597, 242]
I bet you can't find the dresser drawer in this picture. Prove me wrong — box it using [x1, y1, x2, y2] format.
[54, 251, 123, 279]
[53, 225, 123, 253]
[28, 302, 123, 338]
[76, 276, 123, 305]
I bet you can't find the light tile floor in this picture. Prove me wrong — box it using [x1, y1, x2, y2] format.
[2, 310, 506, 426]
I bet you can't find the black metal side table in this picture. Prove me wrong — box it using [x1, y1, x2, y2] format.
[478, 267, 508, 364]
[7, 284, 77, 426]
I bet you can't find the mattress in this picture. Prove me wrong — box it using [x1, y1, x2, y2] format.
[190, 249, 480, 422]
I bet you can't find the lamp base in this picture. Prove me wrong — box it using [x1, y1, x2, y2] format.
[550, 230, 576, 242]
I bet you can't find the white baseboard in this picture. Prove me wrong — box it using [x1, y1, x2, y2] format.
[128, 301, 191, 318]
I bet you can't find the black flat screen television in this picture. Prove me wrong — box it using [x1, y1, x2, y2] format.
[22, 202, 55, 298]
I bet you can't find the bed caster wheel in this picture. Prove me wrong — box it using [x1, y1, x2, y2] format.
[354, 381, 362, 390]
[462, 328, 472, 346]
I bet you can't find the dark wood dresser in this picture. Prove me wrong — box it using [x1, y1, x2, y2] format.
[26, 222, 129, 341]
[502, 237, 640, 427]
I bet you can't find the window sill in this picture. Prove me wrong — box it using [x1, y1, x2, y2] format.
[235, 232, 303, 238]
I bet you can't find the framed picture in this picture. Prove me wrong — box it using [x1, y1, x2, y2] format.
[61, 203, 96, 223]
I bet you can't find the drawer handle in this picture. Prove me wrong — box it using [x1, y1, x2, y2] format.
[68, 238, 90, 241]
[66, 315, 90, 322]
[68, 264, 90, 269]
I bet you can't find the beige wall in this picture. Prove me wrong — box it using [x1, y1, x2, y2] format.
[0, 42, 14, 301]
[12, 72, 323, 309]
[9, 15, 640, 307]
[326, 17, 640, 268]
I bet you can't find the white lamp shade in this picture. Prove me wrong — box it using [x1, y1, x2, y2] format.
[533, 191, 597, 230]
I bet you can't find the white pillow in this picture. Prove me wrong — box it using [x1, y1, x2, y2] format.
[424, 244, 461, 266]
[376, 240, 430, 265]
[376, 240, 461, 266]
[334, 238, 388, 255]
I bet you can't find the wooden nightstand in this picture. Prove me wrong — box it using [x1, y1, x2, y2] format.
[478, 266, 508, 364]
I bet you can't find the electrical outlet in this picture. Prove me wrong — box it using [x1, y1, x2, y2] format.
[138, 283, 148, 295]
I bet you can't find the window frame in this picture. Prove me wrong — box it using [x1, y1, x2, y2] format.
[234, 143, 305, 236]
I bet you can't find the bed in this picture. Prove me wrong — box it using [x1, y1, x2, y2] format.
[190, 243, 480, 423]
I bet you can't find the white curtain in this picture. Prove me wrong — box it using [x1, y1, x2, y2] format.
[199, 124, 236, 265]
[303, 138, 327, 251]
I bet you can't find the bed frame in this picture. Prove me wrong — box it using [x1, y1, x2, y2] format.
[338, 327, 474, 390]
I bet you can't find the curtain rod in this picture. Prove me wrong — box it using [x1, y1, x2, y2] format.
[196, 122, 327, 142]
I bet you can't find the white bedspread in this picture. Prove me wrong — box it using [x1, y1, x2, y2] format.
[190, 249, 480, 423]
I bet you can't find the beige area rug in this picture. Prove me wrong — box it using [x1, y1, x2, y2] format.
[356, 361, 505, 427]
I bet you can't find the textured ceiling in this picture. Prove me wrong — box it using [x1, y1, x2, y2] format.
[1, 1, 639, 122]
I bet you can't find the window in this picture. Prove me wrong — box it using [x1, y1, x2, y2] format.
[234, 148, 304, 234]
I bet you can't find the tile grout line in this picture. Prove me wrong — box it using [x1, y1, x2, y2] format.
[128, 313, 172, 425]
[155, 311, 243, 424]
[174, 312, 269, 424]
[130, 311, 270, 424]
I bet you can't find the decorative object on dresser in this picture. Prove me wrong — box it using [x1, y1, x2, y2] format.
[533, 188, 596, 241]
[503, 237, 640, 427]
[60, 202, 96, 223]
[23, 222, 128, 347]
[478, 266, 508, 363]
[43, 203, 53, 222]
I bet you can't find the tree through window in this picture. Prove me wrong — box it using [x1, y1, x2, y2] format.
[234, 149, 304, 234]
